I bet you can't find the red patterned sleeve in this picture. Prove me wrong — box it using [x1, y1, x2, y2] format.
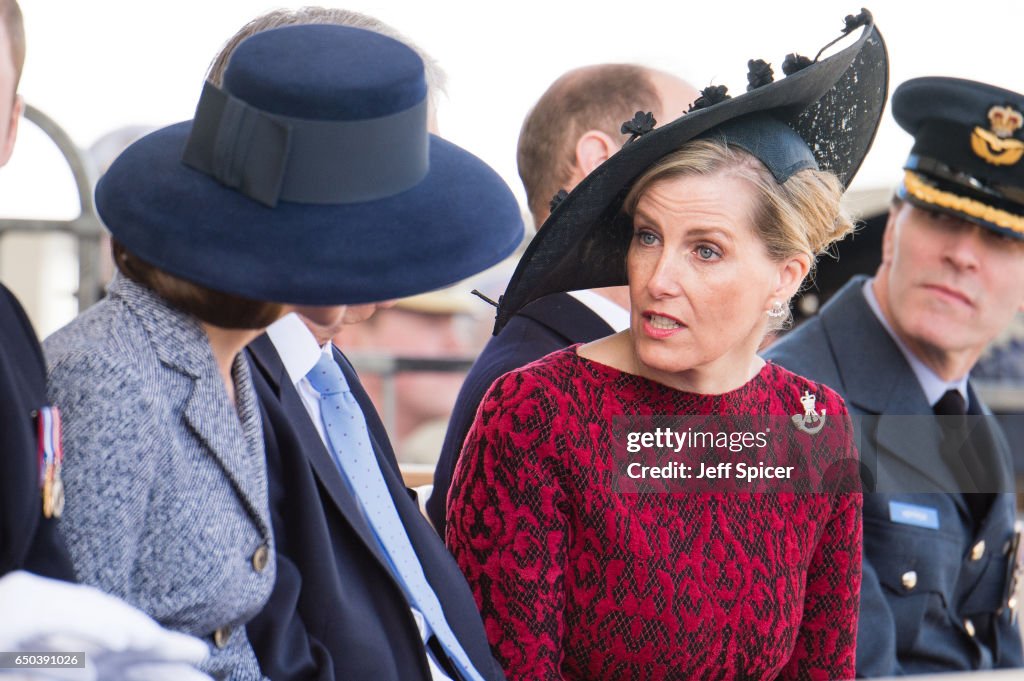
[781, 407, 863, 681]
[446, 369, 570, 681]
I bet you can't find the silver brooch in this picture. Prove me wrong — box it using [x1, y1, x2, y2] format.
[792, 390, 827, 435]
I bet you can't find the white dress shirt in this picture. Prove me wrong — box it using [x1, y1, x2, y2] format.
[264, 312, 454, 681]
[568, 289, 631, 332]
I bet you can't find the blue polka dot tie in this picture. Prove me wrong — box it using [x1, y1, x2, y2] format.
[306, 353, 484, 681]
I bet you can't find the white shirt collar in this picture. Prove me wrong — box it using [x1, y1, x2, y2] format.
[861, 278, 970, 409]
[265, 312, 332, 387]
[567, 289, 631, 332]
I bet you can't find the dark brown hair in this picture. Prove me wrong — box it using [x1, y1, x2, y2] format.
[112, 241, 285, 330]
[517, 64, 659, 226]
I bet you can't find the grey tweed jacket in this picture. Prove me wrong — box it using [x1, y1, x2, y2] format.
[43, 275, 274, 681]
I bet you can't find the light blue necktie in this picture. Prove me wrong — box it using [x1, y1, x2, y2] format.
[306, 353, 485, 681]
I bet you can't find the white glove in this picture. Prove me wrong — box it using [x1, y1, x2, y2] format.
[0, 571, 211, 681]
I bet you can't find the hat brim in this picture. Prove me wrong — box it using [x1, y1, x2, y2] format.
[899, 170, 1024, 241]
[96, 124, 524, 305]
[892, 77, 1024, 241]
[493, 21, 888, 334]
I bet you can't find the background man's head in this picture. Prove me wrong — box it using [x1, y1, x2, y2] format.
[207, 6, 446, 131]
[873, 77, 1024, 379]
[209, 7, 451, 341]
[0, 0, 24, 166]
[517, 64, 696, 228]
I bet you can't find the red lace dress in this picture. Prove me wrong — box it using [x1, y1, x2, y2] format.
[446, 347, 861, 681]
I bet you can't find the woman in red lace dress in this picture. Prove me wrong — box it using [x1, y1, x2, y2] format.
[447, 13, 888, 681]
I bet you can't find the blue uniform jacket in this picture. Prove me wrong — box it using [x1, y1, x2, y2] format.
[766, 276, 1023, 676]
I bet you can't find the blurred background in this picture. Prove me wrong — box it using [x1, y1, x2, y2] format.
[2, 0, 1022, 463]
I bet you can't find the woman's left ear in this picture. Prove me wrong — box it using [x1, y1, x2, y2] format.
[773, 253, 811, 301]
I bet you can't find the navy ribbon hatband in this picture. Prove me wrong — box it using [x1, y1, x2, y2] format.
[701, 113, 819, 184]
[182, 81, 430, 207]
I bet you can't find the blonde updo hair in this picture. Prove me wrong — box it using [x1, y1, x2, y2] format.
[622, 138, 854, 329]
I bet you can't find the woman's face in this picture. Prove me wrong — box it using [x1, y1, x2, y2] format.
[627, 171, 804, 387]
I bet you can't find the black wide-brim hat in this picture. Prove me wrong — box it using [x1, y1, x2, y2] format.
[493, 11, 887, 333]
[893, 77, 1024, 241]
[96, 25, 523, 306]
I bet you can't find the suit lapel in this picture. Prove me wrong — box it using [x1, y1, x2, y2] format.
[248, 335, 393, 571]
[337, 349, 496, 666]
[335, 349, 403, 476]
[966, 383, 1014, 494]
[518, 292, 615, 344]
[819, 279, 966, 507]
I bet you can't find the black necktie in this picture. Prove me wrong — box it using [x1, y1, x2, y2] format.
[933, 389, 966, 420]
[933, 389, 993, 522]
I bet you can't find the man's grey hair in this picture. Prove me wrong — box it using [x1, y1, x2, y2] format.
[206, 6, 446, 111]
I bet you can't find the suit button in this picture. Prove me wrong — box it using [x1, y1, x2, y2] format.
[971, 540, 986, 561]
[901, 571, 917, 591]
[252, 544, 270, 573]
[964, 618, 976, 638]
[213, 625, 232, 649]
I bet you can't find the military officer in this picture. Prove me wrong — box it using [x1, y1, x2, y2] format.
[767, 77, 1024, 675]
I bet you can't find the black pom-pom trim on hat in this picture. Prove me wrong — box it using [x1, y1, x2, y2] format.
[842, 9, 871, 34]
[817, 9, 873, 60]
[620, 111, 657, 144]
[687, 85, 731, 112]
[549, 189, 569, 213]
[781, 53, 814, 76]
[746, 59, 774, 91]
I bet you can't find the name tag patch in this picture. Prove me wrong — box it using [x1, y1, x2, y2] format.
[889, 501, 939, 529]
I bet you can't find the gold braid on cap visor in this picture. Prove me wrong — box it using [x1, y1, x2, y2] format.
[902, 170, 1024, 235]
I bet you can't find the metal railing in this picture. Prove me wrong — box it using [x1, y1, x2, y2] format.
[0, 104, 106, 310]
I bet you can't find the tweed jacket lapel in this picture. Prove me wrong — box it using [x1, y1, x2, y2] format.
[110, 275, 272, 537]
[818, 277, 966, 503]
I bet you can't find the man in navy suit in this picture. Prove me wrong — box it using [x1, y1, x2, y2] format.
[767, 77, 1024, 675]
[247, 311, 508, 681]
[428, 65, 696, 534]
[218, 9, 524, 680]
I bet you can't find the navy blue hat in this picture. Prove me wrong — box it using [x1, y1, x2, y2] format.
[96, 24, 523, 305]
[893, 77, 1024, 241]
[493, 11, 887, 333]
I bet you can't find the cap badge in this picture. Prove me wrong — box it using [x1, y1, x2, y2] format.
[971, 104, 1024, 166]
